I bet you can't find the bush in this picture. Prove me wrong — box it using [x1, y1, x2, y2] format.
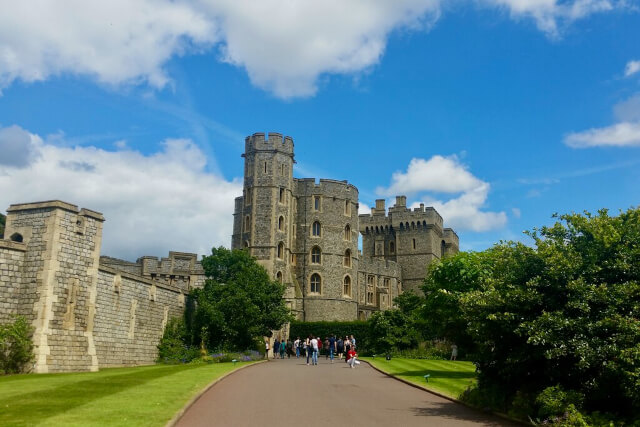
[535, 386, 584, 422]
[289, 321, 370, 353]
[392, 341, 451, 360]
[157, 317, 200, 364]
[0, 315, 34, 374]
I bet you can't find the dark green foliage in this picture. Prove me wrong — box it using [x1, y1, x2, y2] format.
[368, 309, 420, 354]
[0, 316, 34, 374]
[192, 247, 292, 351]
[156, 317, 199, 364]
[0, 212, 5, 239]
[423, 208, 640, 423]
[289, 321, 369, 352]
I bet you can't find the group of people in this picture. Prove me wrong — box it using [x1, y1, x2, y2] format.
[265, 335, 359, 368]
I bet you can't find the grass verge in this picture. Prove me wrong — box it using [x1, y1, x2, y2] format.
[361, 357, 476, 399]
[0, 362, 256, 427]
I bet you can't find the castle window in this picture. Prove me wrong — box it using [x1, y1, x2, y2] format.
[375, 242, 383, 256]
[313, 196, 321, 211]
[279, 187, 285, 203]
[264, 161, 267, 173]
[9, 233, 23, 243]
[312, 221, 321, 237]
[244, 189, 251, 206]
[310, 273, 321, 294]
[367, 275, 375, 286]
[343, 276, 351, 297]
[244, 241, 249, 248]
[344, 225, 351, 240]
[281, 163, 286, 176]
[441, 240, 446, 258]
[412, 238, 416, 250]
[277, 242, 284, 259]
[367, 289, 374, 305]
[384, 278, 390, 288]
[291, 253, 297, 265]
[400, 223, 404, 230]
[344, 200, 351, 216]
[278, 216, 285, 231]
[311, 246, 321, 264]
[344, 249, 351, 267]
[389, 241, 395, 254]
[276, 271, 283, 283]
[244, 215, 251, 232]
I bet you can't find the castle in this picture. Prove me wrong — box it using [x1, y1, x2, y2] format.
[231, 132, 459, 321]
[0, 132, 458, 372]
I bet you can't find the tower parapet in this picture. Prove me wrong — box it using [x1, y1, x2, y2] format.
[244, 132, 295, 157]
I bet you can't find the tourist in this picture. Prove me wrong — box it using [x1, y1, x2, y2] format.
[329, 334, 336, 363]
[346, 347, 358, 369]
[350, 334, 356, 349]
[451, 343, 458, 361]
[323, 337, 330, 359]
[336, 336, 344, 360]
[286, 339, 293, 358]
[345, 336, 351, 354]
[311, 336, 319, 365]
[265, 339, 270, 359]
[274, 338, 280, 359]
[280, 339, 286, 359]
[306, 335, 312, 365]
[294, 337, 301, 358]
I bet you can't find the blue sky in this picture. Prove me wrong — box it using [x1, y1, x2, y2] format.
[0, 1, 639, 259]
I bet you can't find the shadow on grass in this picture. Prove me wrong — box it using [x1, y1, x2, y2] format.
[0, 364, 198, 425]
[411, 402, 517, 426]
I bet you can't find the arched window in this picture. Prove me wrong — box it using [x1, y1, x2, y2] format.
[277, 242, 284, 259]
[343, 276, 351, 297]
[279, 188, 285, 203]
[389, 241, 395, 254]
[244, 215, 250, 232]
[312, 221, 321, 237]
[311, 246, 321, 264]
[399, 223, 404, 230]
[344, 249, 351, 267]
[441, 240, 446, 258]
[276, 271, 283, 283]
[344, 225, 351, 240]
[344, 200, 351, 215]
[9, 233, 23, 243]
[412, 238, 416, 250]
[278, 216, 284, 231]
[310, 273, 321, 293]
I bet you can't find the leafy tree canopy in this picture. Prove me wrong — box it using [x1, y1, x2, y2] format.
[423, 208, 640, 421]
[191, 247, 292, 351]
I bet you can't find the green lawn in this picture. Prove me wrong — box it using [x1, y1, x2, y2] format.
[0, 362, 256, 427]
[362, 357, 477, 399]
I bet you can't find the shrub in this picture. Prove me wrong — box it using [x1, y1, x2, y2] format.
[0, 315, 34, 374]
[157, 317, 199, 364]
[535, 386, 584, 422]
[392, 341, 451, 360]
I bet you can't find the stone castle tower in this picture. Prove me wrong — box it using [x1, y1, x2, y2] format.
[232, 132, 459, 321]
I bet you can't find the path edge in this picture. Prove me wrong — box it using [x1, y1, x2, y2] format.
[362, 360, 526, 426]
[166, 360, 268, 427]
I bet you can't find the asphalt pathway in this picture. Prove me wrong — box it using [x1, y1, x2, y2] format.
[176, 356, 519, 427]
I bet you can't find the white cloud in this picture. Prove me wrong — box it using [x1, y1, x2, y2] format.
[378, 155, 507, 232]
[0, 0, 625, 98]
[512, 207, 521, 218]
[625, 60, 640, 77]
[614, 93, 640, 122]
[0, 125, 241, 260]
[358, 202, 371, 216]
[564, 122, 640, 147]
[481, 0, 615, 36]
[0, 125, 39, 167]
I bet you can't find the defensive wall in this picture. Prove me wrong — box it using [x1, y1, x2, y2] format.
[0, 200, 202, 372]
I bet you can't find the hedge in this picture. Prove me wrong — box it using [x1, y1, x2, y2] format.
[289, 321, 372, 354]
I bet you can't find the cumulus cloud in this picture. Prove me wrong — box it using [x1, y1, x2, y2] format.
[0, 0, 625, 98]
[564, 122, 640, 147]
[0, 125, 39, 167]
[0, 125, 242, 260]
[625, 60, 640, 77]
[377, 155, 507, 232]
[481, 0, 615, 36]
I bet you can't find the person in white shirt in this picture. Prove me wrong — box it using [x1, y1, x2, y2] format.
[294, 337, 301, 358]
[310, 337, 319, 365]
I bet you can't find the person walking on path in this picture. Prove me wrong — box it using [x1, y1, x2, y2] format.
[305, 335, 312, 365]
[286, 339, 293, 359]
[323, 337, 330, 360]
[279, 340, 286, 359]
[336, 336, 344, 360]
[328, 335, 336, 363]
[310, 336, 319, 365]
[274, 339, 280, 359]
[294, 337, 301, 358]
[264, 340, 270, 359]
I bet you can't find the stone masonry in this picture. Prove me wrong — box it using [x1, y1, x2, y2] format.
[232, 132, 459, 321]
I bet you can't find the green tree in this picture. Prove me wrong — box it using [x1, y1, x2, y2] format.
[191, 247, 292, 351]
[368, 308, 420, 354]
[423, 208, 640, 421]
[0, 316, 34, 374]
[0, 212, 5, 239]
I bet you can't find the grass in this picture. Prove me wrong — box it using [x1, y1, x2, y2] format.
[361, 357, 477, 399]
[0, 362, 256, 426]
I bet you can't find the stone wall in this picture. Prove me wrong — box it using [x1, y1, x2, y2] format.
[0, 240, 25, 323]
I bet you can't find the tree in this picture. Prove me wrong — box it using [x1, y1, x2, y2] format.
[368, 308, 421, 354]
[191, 247, 292, 351]
[0, 212, 5, 239]
[423, 208, 640, 421]
[0, 316, 34, 374]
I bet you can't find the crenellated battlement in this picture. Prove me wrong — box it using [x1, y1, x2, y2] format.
[293, 178, 358, 199]
[244, 132, 294, 156]
[359, 196, 444, 233]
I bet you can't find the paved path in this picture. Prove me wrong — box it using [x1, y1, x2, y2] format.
[176, 357, 519, 427]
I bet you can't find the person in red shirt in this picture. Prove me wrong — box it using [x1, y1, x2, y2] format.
[346, 348, 357, 368]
